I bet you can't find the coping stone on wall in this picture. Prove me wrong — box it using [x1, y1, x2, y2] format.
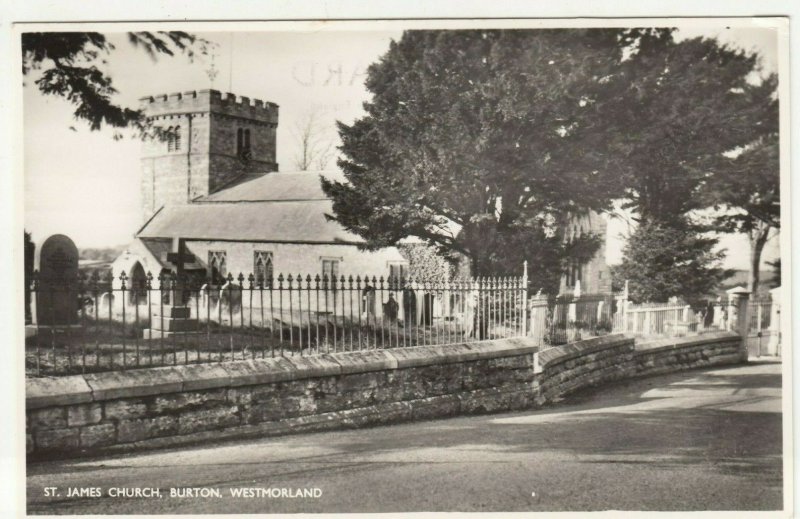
[84, 366, 185, 401]
[635, 331, 739, 354]
[26, 338, 540, 410]
[222, 357, 301, 386]
[535, 334, 634, 372]
[324, 350, 398, 374]
[282, 355, 343, 378]
[27, 376, 93, 409]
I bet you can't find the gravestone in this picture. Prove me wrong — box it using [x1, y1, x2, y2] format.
[36, 234, 79, 326]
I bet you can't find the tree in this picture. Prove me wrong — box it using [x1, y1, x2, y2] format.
[601, 35, 777, 227]
[323, 29, 630, 289]
[292, 109, 335, 171]
[601, 34, 777, 300]
[614, 221, 732, 306]
[22, 32, 207, 136]
[702, 132, 780, 294]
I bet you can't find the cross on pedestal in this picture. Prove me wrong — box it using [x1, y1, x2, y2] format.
[163, 238, 196, 306]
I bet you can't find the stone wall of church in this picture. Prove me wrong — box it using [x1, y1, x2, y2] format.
[141, 112, 212, 221]
[184, 241, 407, 280]
[208, 112, 278, 192]
[140, 90, 279, 223]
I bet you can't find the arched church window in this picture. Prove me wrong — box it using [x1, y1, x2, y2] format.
[254, 251, 273, 287]
[208, 250, 227, 285]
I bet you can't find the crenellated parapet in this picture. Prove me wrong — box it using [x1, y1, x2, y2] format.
[140, 89, 279, 124]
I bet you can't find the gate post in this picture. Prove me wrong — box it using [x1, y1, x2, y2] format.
[768, 286, 781, 356]
[528, 292, 548, 347]
[731, 289, 750, 362]
[521, 261, 528, 337]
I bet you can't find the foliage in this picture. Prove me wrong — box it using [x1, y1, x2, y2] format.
[324, 29, 634, 285]
[79, 245, 127, 262]
[615, 221, 732, 306]
[701, 133, 780, 294]
[604, 32, 778, 299]
[21, 31, 208, 136]
[601, 34, 778, 228]
[396, 243, 461, 280]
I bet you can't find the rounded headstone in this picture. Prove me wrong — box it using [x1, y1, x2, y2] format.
[35, 234, 79, 325]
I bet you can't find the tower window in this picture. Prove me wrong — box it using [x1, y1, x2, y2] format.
[166, 126, 181, 152]
[237, 127, 252, 158]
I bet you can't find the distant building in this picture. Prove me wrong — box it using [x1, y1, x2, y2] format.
[559, 211, 611, 294]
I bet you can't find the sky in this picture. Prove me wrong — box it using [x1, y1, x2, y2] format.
[22, 24, 780, 270]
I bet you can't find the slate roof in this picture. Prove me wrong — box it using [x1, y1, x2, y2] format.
[200, 170, 343, 202]
[137, 171, 362, 243]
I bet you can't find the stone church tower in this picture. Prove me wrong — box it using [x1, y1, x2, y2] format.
[139, 90, 279, 222]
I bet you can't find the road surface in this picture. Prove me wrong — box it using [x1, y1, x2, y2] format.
[27, 361, 783, 514]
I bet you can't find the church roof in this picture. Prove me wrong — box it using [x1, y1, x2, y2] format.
[137, 200, 361, 243]
[137, 171, 362, 243]
[199, 170, 343, 202]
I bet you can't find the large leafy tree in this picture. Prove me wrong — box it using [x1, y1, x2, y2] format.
[22, 32, 207, 136]
[604, 35, 777, 225]
[323, 29, 632, 290]
[603, 33, 777, 301]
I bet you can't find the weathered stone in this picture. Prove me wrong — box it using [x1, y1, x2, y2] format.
[26, 376, 93, 409]
[178, 406, 240, 434]
[30, 407, 67, 428]
[409, 395, 461, 420]
[459, 388, 514, 414]
[35, 427, 79, 451]
[104, 399, 149, 421]
[150, 388, 227, 414]
[226, 387, 253, 406]
[67, 403, 102, 427]
[117, 416, 178, 443]
[80, 423, 116, 448]
[26, 434, 34, 454]
[84, 367, 184, 400]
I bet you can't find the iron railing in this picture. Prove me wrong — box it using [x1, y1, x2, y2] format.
[26, 270, 528, 377]
[528, 292, 615, 346]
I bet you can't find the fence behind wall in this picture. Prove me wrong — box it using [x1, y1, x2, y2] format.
[27, 270, 528, 377]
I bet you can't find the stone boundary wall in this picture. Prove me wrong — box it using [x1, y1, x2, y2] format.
[26, 331, 744, 459]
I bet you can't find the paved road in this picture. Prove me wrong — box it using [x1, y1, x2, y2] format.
[27, 361, 783, 514]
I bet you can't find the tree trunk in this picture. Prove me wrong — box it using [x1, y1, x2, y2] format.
[747, 222, 772, 295]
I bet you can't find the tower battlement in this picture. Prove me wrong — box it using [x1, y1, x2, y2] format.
[139, 88, 279, 223]
[140, 89, 279, 124]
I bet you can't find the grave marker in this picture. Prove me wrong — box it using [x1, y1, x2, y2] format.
[35, 234, 79, 326]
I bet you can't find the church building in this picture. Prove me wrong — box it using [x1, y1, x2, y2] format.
[112, 89, 411, 293]
[111, 88, 610, 305]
